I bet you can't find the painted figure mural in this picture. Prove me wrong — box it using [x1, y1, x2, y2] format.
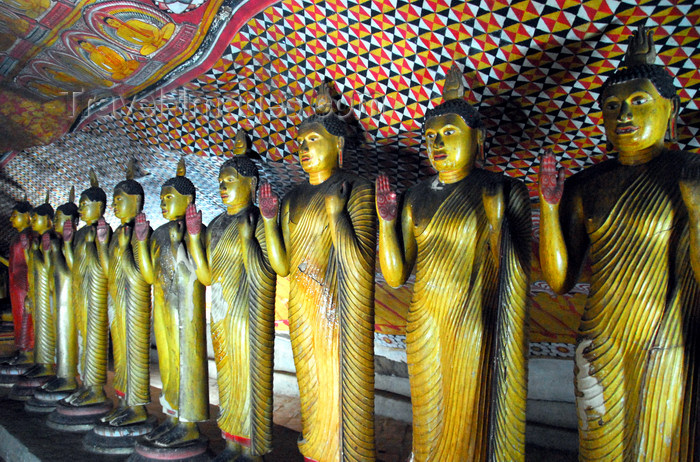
[539, 27, 700, 460]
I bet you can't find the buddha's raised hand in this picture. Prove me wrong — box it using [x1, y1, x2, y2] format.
[62, 219, 73, 243]
[134, 213, 149, 242]
[539, 149, 565, 205]
[259, 182, 279, 220]
[186, 204, 202, 235]
[97, 217, 109, 243]
[376, 174, 397, 222]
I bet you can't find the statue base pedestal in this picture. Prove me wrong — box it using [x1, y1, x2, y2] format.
[46, 399, 113, 432]
[8, 374, 52, 400]
[25, 386, 75, 413]
[127, 436, 210, 461]
[0, 362, 34, 386]
[83, 415, 157, 455]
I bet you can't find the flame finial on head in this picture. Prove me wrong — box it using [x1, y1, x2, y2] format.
[176, 156, 186, 177]
[44, 190, 50, 205]
[442, 64, 465, 101]
[126, 159, 135, 180]
[68, 186, 75, 204]
[623, 26, 657, 68]
[89, 168, 99, 188]
[313, 82, 333, 116]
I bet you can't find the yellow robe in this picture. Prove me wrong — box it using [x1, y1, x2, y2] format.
[283, 170, 376, 462]
[207, 209, 275, 454]
[404, 170, 531, 461]
[565, 151, 700, 460]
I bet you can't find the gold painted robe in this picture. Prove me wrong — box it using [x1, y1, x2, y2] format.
[149, 220, 208, 421]
[404, 170, 531, 461]
[30, 233, 55, 367]
[47, 233, 76, 381]
[282, 170, 376, 462]
[563, 151, 700, 461]
[206, 208, 275, 454]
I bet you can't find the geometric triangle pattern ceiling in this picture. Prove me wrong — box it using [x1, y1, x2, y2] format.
[87, 0, 700, 199]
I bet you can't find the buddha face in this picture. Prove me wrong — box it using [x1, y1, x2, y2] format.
[31, 213, 51, 234]
[54, 210, 73, 235]
[160, 186, 191, 221]
[219, 166, 253, 211]
[297, 122, 342, 175]
[10, 210, 31, 231]
[113, 189, 141, 223]
[79, 196, 104, 224]
[425, 113, 482, 173]
[602, 78, 674, 154]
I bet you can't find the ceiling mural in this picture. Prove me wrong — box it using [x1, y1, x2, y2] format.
[1, 0, 700, 349]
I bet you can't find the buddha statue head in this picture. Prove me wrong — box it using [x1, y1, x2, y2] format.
[297, 83, 355, 184]
[79, 169, 107, 225]
[10, 196, 33, 232]
[219, 154, 259, 215]
[424, 65, 486, 183]
[598, 27, 680, 161]
[161, 157, 195, 221]
[113, 160, 145, 224]
[31, 191, 54, 235]
[55, 186, 79, 236]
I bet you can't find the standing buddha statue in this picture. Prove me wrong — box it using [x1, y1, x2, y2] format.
[538, 27, 700, 460]
[61, 170, 111, 408]
[2, 198, 34, 369]
[134, 157, 209, 448]
[260, 84, 377, 462]
[186, 153, 276, 461]
[95, 162, 152, 427]
[376, 65, 531, 461]
[39, 188, 79, 396]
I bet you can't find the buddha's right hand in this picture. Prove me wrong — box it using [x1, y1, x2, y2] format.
[539, 149, 565, 205]
[97, 217, 109, 243]
[62, 219, 74, 243]
[135, 213, 149, 242]
[376, 174, 397, 222]
[42, 233, 51, 252]
[186, 204, 202, 235]
[19, 232, 29, 249]
[259, 182, 279, 220]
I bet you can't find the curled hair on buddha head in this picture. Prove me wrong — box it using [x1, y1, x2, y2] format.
[114, 160, 145, 202]
[221, 156, 259, 181]
[598, 26, 680, 141]
[56, 186, 78, 218]
[425, 64, 483, 130]
[34, 190, 54, 218]
[80, 169, 107, 204]
[13, 193, 33, 214]
[298, 82, 360, 150]
[162, 157, 196, 201]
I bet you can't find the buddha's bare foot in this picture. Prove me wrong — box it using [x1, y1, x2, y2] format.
[70, 385, 105, 406]
[41, 376, 77, 392]
[110, 405, 147, 426]
[213, 441, 242, 461]
[24, 363, 53, 378]
[152, 422, 199, 447]
[144, 416, 177, 441]
[236, 451, 263, 462]
[100, 401, 126, 423]
[64, 386, 88, 405]
[6, 351, 31, 365]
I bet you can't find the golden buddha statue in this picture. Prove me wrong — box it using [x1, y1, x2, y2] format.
[39, 188, 79, 395]
[376, 65, 531, 461]
[61, 171, 111, 407]
[3, 198, 34, 366]
[539, 27, 700, 460]
[22, 193, 57, 381]
[134, 158, 209, 448]
[260, 84, 377, 462]
[186, 154, 276, 461]
[77, 40, 139, 81]
[102, 15, 175, 56]
[95, 163, 152, 427]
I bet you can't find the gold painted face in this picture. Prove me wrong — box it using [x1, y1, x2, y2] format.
[602, 79, 673, 154]
[10, 210, 31, 231]
[296, 122, 342, 175]
[219, 166, 253, 210]
[113, 190, 140, 223]
[54, 210, 72, 235]
[160, 186, 191, 221]
[31, 212, 51, 234]
[79, 196, 103, 224]
[425, 113, 480, 173]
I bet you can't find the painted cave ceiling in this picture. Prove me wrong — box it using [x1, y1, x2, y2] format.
[1, 0, 699, 242]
